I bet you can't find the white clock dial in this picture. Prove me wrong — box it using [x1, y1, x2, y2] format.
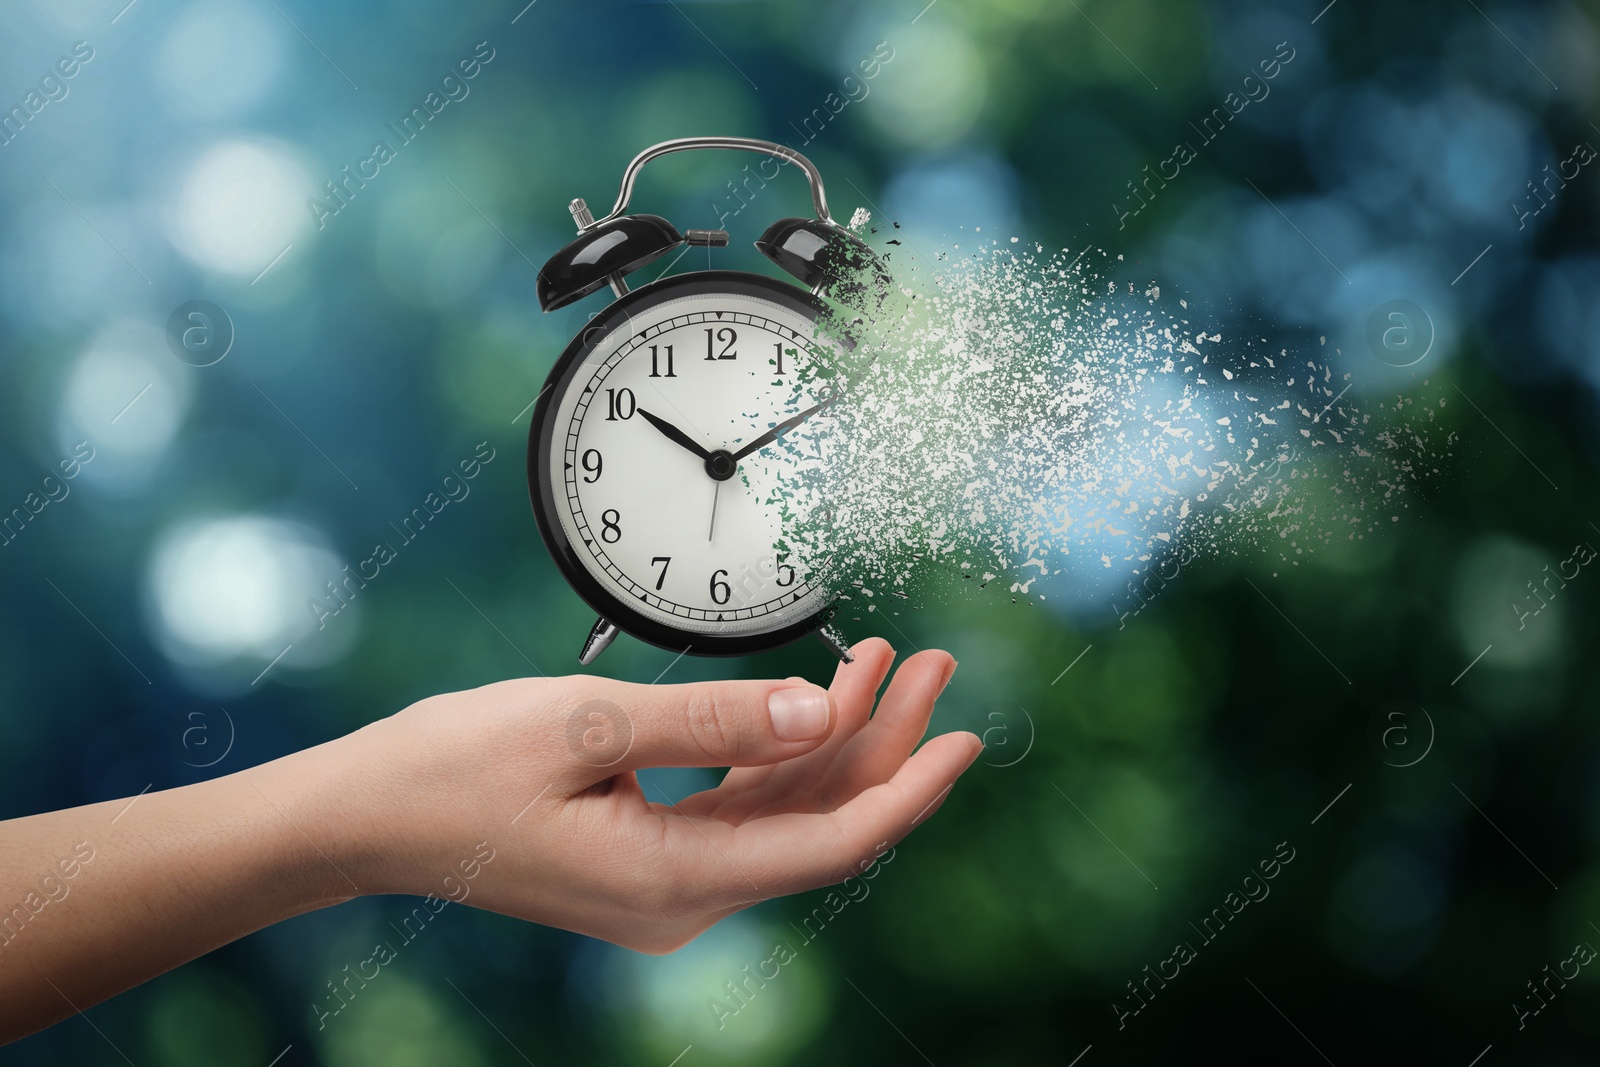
[550, 290, 834, 637]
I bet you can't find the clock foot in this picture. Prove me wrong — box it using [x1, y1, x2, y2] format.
[578, 617, 620, 665]
[815, 623, 854, 664]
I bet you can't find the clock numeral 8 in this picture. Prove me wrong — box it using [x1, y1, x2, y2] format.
[704, 327, 737, 361]
[605, 387, 636, 421]
[581, 449, 602, 483]
[600, 509, 621, 543]
[709, 568, 731, 606]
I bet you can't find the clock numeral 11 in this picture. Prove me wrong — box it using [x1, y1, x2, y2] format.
[648, 344, 675, 378]
[704, 327, 737, 361]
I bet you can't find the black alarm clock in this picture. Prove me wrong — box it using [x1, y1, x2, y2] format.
[528, 137, 887, 665]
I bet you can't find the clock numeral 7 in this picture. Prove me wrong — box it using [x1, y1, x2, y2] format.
[648, 344, 675, 378]
[604, 387, 635, 421]
[704, 327, 737, 361]
[650, 556, 671, 591]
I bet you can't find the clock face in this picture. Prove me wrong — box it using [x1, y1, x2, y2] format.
[533, 274, 839, 649]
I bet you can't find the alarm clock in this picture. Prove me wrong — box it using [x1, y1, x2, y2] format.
[528, 137, 888, 666]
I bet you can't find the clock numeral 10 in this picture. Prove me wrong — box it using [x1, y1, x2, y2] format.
[605, 387, 635, 421]
[704, 327, 737, 361]
[648, 344, 675, 378]
[709, 568, 731, 606]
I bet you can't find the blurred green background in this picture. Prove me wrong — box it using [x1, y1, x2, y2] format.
[3, 0, 1599, 1062]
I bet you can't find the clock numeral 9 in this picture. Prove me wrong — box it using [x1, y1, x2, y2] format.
[581, 449, 602, 483]
[600, 509, 621, 543]
[776, 552, 796, 587]
[648, 344, 675, 378]
[704, 327, 737, 361]
[709, 568, 731, 606]
[605, 387, 635, 421]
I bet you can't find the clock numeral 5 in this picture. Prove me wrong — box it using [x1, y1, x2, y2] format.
[650, 556, 671, 591]
[709, 568, 732, 606]
[581, 449, 602, 483]
[776, 552, 796, 587]
[704, 327, 737, 361]
[600, 509, 621, 543]
[648, 344, 675, 378]
[604, 387, 636, 421]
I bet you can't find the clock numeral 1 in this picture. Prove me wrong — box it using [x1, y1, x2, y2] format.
[605, 387, 635, 421]
[704, 327, 737, 361]
[600, 509, 621, 543]
[709, 568, 732, 606]
[581, 449, 602, 483]
[773, 343, 787, 375]
[650, 556, 671, 591]
[648, 344, 675, 378]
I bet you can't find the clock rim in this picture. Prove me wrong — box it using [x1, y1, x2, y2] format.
[528, 269, 839, 659]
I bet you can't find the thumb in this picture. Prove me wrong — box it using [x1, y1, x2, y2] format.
[583, 677, 836, 772]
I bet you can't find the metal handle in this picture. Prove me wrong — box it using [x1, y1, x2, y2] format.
[592, 137, 833, 228]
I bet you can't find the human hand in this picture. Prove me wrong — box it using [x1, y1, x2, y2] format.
[320, 638, 979, 953]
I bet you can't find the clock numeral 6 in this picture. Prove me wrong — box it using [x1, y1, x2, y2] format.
[704, 327, 737, 361]
[604, 387, 635, 421]
[581, 449, 602, 483]
[709, 568, 732, 606]
[600, 509, 621, 543]
[650, 556, 671, 591]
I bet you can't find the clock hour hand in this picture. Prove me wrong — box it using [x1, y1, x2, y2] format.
[730, 392, 838, 462]
[636, 407, 711, 460]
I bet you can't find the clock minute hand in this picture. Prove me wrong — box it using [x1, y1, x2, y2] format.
[636, 407, 712, 460]
[730, 393, 838, 462]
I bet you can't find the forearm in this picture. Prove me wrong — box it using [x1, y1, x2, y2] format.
[0, 741, 357, 1043]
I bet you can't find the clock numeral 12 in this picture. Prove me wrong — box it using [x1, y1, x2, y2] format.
[704, 327, 737, 361]
[605, 387, 635, 421]
[648, 344, 675, 378]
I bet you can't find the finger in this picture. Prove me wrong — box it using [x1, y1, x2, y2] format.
[810, 649, 954, 806]
[693, 640, 898, 821]
[722, 730, 982, 898]
[586, 677, 837, 774]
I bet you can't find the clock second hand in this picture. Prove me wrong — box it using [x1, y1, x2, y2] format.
[708, 481, 720, 542]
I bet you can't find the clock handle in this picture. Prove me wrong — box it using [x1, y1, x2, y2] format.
[592, 137, 834, 228]
[578, 616, 620, 665]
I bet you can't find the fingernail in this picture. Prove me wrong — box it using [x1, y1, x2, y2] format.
[769, 686, 831, 742]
